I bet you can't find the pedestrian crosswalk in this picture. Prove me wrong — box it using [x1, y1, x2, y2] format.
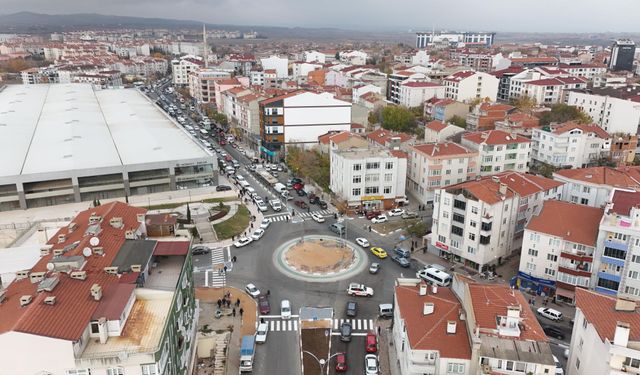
[333, 318, 376, 331]
[258, 317, 376, 332]
[211, 246, 228, 265]
[209, 272, 226, 288]
[265, 213, 291, 222]
[297, 209, 333, 219]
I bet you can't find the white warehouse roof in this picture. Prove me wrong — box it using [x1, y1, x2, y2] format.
[0, 84, 210, 179]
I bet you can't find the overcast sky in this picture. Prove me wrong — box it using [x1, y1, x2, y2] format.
[3, 0, 640, 33]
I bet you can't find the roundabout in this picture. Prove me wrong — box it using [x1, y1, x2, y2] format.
[272, 235, 369, 282]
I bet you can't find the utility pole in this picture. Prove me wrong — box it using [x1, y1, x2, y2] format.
[203, 24, 208, 68]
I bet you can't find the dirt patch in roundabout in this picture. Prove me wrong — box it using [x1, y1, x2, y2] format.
[285, 239, 355, 274]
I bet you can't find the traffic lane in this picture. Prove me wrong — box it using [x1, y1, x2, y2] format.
[550, 343, 568, 372]
[253, 326, 300, 375]
[535, 315, 573, 343]
[329, 335, 367, 375]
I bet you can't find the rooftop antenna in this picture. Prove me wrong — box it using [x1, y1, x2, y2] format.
[203, 24, 208, 68]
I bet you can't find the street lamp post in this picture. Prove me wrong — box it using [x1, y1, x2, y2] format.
[302, 351, 342, 375]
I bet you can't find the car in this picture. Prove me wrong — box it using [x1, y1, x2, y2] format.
[391, 255, 411, 268]
[256, 201, 268, 212]
[553, 355, 564, 375]
[245, 283, 260, 298]
[370, 247, 388, 259]
[401, 211, 418, 219]
[251, 228, 265, 240]
[248, 164, 257, 172]
[234, 237, 253, 248]
[369, 262, 380, 274]
[340, 321, 352, 342]
[355, 237, 370, 248]
[366, 332, 378, 353]
[308, 193, 318, 203]
[294, 200, 308, 209]
[235, 174, 245, 182]
[281, 299, 292, 320]
[371, 215, 388, 224]
[255, 322, 268, 343]
[365, 354, 379, 375]
[260, 219, 271, 230]
[346, 301, 358, 317]
[296, 189, 307, 197]
[335, 352, 347, 372]
[388, 208, 405, 217]
[270, 171, 279, 177]
[347, 283, 374, 297]
[311, 212, 325, 223]
[365, 211, 382, 220]
[542, 325, 565, 340]
[290, 177, 303, 185]
[277, 165, 284, 172]
[537, 307, 563, 322]
[269, 200, 282, 211]
[286, 182, 293, 189]
[292, 182, 304, 191]
[258, 295, 271, 314]
[191, 246, 210, 255]
[216, 185, 232, 192]
[317, 200, 328, 209]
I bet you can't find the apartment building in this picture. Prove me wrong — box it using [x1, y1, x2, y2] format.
[0, 202, 197, 375]
[339, 50, 368, 65]
[415, 31, 496, 48]
[465, 103, 514, 132]
[507, 66, 569, 100]
[407, 142, 478, 205]
[330, 143, 407, 210]
[553, 166, 640, 208]
[491, 66, 525, 101]
[260, 55, 288, 78]
[171, 55, 203, 85]
[557, 63, 607, 81]
[567, 289, 640, 375]
[366, 129, 415, 151]
[450, 49, 493, 72]
[259, 91, 352, 161]
[611, 134, 638, 166]
[424, 120, 465, 143]
[531, 122, 611, 169]
[214, 78, 246, 111]
[566, 88, 640, 135]
[429, 172, 563, 271]
[424, 98, 470, 122]
[388, 67, 431, 104]
[443, 70, 499, 102]
[461, 130, 531, 176]
[187, 68, 231, 104]
[520, 76, 587, 105]
[393, 279, 472, 375]
[237, 93, 266, 152]
[398, 81, 445, 107]
[494, 112, 540, 137]
[517, 200, 604, 304]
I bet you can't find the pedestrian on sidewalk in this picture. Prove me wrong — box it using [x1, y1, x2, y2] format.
[236, 298, 240, 307]
[377, 326, 381, 335]
[217, 299, 222, 308]
[223, 265, 228, 273]
[239, 308, 244, 317]
[232, 308, 236, 317]
[232, 256, 237, 262]
[250, 223, 253, 229]
[232, 235, 235, 241]
[260, 317, 265, 324]
[286, 216, 289, 222]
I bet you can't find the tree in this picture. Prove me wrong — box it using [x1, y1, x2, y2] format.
[380, 106, 416, 133]
[449, 115, 467, 129]
[415, 126, 425, 140]
[511, 95, 537, 113]
[367, 111, 379, 125]
[186, 203, 191, 223]
[406, 221, 428, 238]
[539, 103, 591, 126]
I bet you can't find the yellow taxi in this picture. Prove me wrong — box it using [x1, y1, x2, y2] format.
[370, 247, 388, 259]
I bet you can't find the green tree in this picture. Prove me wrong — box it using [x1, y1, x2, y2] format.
[539, 103, 591, 126]
[449, 115, 467, 129]
[380, 106, 416, 133]
[510, 95, 537, 113]
[186, 203, 192, 223]
[406, 221, 428, 238]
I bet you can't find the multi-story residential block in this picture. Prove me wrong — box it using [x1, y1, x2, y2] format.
[592, 189, 640, 299]
[429, 172, 563, 271]
[507, 66, 570, 100]
[330, 143, 407, 210]
[508, 56, 559, 68]
[491, 66, 525, 101]
[214, 78, 247, 111]
[567, 289, 640, 375]
[461, 130, 531, 176]
[338, 50, 368, 65]
[520, 76, 587, 105]
[465, 102, 514, 131]
[187, 68, 231, 104]
[171, 55, 203, 85]
[237, 93, 266, 152]
[260, 55, 289, 78]
[291, 61, 322, 80]
[366, 128, 415, 151]
[494, 112, 540, 137]
[415, 31, 496, 48]
[0, 202, 197, 375]
[387, 67, 430, 104]
[407, 142, 478, 205]
[424, 120, 465, 143]
[393, 279, 472, 375]
[609, 39, 636, 72]
[424, 98, 470, 122]
[303, 50, 326, 64]
[442, 70, 499, 103]
[553, 166, 640, 208]
[517, 200, 603, 304]
[557, 63, 607, 81]
[610, 134, 638, 166]
[566, 87, 640, 135]
[259, 91, 352, 161]
[531, 122, 611, 169]
[398, 81, 445, 107]
[450, 49, 493, 72]
[221, 87, 252, 126]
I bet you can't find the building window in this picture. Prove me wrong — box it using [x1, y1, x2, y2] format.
[452, 213, 465, 223]
[453, 199, 466, 210]
[365, 186, 379, 194]
[385, 162, 394, 169]
[384, 173, 393, 182]
[471, 206, 478, 214]
[107, 369, 124, 375]
[352, 188, 361, 196]
[526, 262, 536, 271]
[528, 249, 538, 257]
[383, 186, 392, 194]
[365, 174, 379, 183]
[447, 363, 465, 373]
[66, 371, 90, 375]
[352, 175, 361, 184]
[353, 164, 362, 171]
[576, 358, 580, 370]
[366, 162, 380, 169]
[467, 246, 475, 254]
[545, 268, 556, 276]
[469, 233, 476, 241]
[438, 235, 446, 243]
[604, 247, 626, 260]
[470, 220, 477, 228]
[547, 254, 558, 262]
[141, 364, 158, 375]
[580, 198, 589, 205]
[451, 226, 464, 236]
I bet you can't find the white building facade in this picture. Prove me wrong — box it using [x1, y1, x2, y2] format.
[531, 123, 611, 169]
[461, 130, 531, 176]
[171, 55, 203, 85]
[443, 71, 499, 103]
[566, 90, 640, 135]
[260, 55, 289, 78]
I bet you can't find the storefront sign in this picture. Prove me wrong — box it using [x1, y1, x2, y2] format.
[362, 196, 384, 201]
[435, 242, 449, 251]
[260, 146, 276, 157]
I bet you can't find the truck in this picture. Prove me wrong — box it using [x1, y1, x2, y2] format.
[239, 335, 255, 372]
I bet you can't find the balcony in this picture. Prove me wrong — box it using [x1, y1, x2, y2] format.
[598, 269, 622, 282]
[604, 239, 629, 252]
[558, 265, 591, 278]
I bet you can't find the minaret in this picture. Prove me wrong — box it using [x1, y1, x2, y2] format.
[203, 24, 208, 68]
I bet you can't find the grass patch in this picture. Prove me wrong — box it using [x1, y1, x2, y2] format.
[213, 204, 250, 240]
[372, 218, 420, 235]
[146, 196, 236, 210]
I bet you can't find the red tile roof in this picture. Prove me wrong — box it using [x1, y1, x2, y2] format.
[425, 120, 448, 132]
[412, 142, 475, 158]
[527, 200, 604, 246]
[366, 128, 413, 146]
[395, 284, 471, 359]
[443, 70, 476, 82]
[445, 172, 562, 204]
[575, 288, 640, 342]
[551, 122, 610, 139]
[401, 81, 443, 88]
[153, 241, 190, 256]
[145, 213, 177, 226]
[610, 189, 640, 216]
[390, 150, 408, 159]
[462, 130, 531, 145]
[491, 66, 526, 78]
[554, 166, 640, 189]
[92, 283, 136, 320]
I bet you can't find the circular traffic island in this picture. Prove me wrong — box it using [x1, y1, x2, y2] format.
[273, 235, 368, 282]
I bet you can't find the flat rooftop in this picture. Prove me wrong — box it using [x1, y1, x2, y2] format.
[0, 84, 211, 179]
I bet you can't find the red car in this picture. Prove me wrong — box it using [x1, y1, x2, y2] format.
[335, 352, 347, 372]
[292, 182, 304, 191]
[366, 332, 378, 353]
[258, 296, 270, 314]
[219, 139, 226, 145]
[365, 211, 382, 220]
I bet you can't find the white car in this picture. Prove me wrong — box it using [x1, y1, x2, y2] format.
[371, 215, 388, 224]
[256, 322, 269, 343]
[355, 238, 370, 248]
[245, 283, 260, 298]
[235, 174, 245, 181]
[269, 200, 282, 211]
[234, 237, 253, 248]
[553, 355, 564, 375]
[260, 219, 271, 230]
[347, 283, 374, 297]
[537, 307, 563, 322]
[251, 228, 265, 240]
[365, 354, 379, 375]
[281, 299, 292, 320]
[311, 212, 325, 223]
[257, 201, 268, 212]
[388, 208, 405, 217]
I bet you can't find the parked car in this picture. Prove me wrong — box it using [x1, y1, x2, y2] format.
[308, 193, 318, 203]
[366, 332, 378, 353]
[281, 300, 292, 320]
[355, 237, 370, 248]
[216, 185, 232, 192]
[256, 201, 268, 212]
[245, 283, 260, 298]
[311, 212, 325, 223]
[371, 215, 388, 224]
[269, 200, 282, 211]
[369, 262, 380, 274]
[294, 200, 308, 209]
[388, 208, 405, 217]
[401, 211, 418, 219]
[347, 283, 374, 297]
[296, 189, 307, 197]
[290, 177, 303, 185]
[391, 255, 411, 268]
[542, 325, 565, 340]
[553, 355, 564, 375]
[335, 352, 347, 372]
[317, 200, 328, 209]
[234, 237, 253, 248]
[537, 307, 563, 322]
[260, 219, 271, 230]
[346, 301, 358, 317]
[340, 322, 352, 342]
[191, 246, 210, 255]
[256, 322, 269, 343]
[365, 211, 381, 220]
[251, 228, 265, 240]
[370, 247, 388, 259]
[365, 354, 379, 375]
[258, 295, 270, 314]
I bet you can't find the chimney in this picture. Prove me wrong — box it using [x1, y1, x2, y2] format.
[491, 176, 500, 183]
[57, 234, 66, 244]
[419, 283, 428, 296]
[613, 321, 630, 348]
[90, 283, 102, 301]
[432, 285, 438, 294]
[615, 297, 637, 312]
[447, 321, 457, 334]
[499, 183, 508, 196]
[423, 302, 435, 315]
[44, 296, 56, 305]
[20, 295, 33, 307]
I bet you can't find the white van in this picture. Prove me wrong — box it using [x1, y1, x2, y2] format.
[274, 183, 287, 194]
[239, 180, 251, 188]
[417, 268, 452, 287]
[246, 187, 256, 196]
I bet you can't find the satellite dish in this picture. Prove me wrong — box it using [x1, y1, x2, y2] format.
[89, 237, 100, 246]
[46, 263, 55, 271]
[82, 247, 92, 257]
